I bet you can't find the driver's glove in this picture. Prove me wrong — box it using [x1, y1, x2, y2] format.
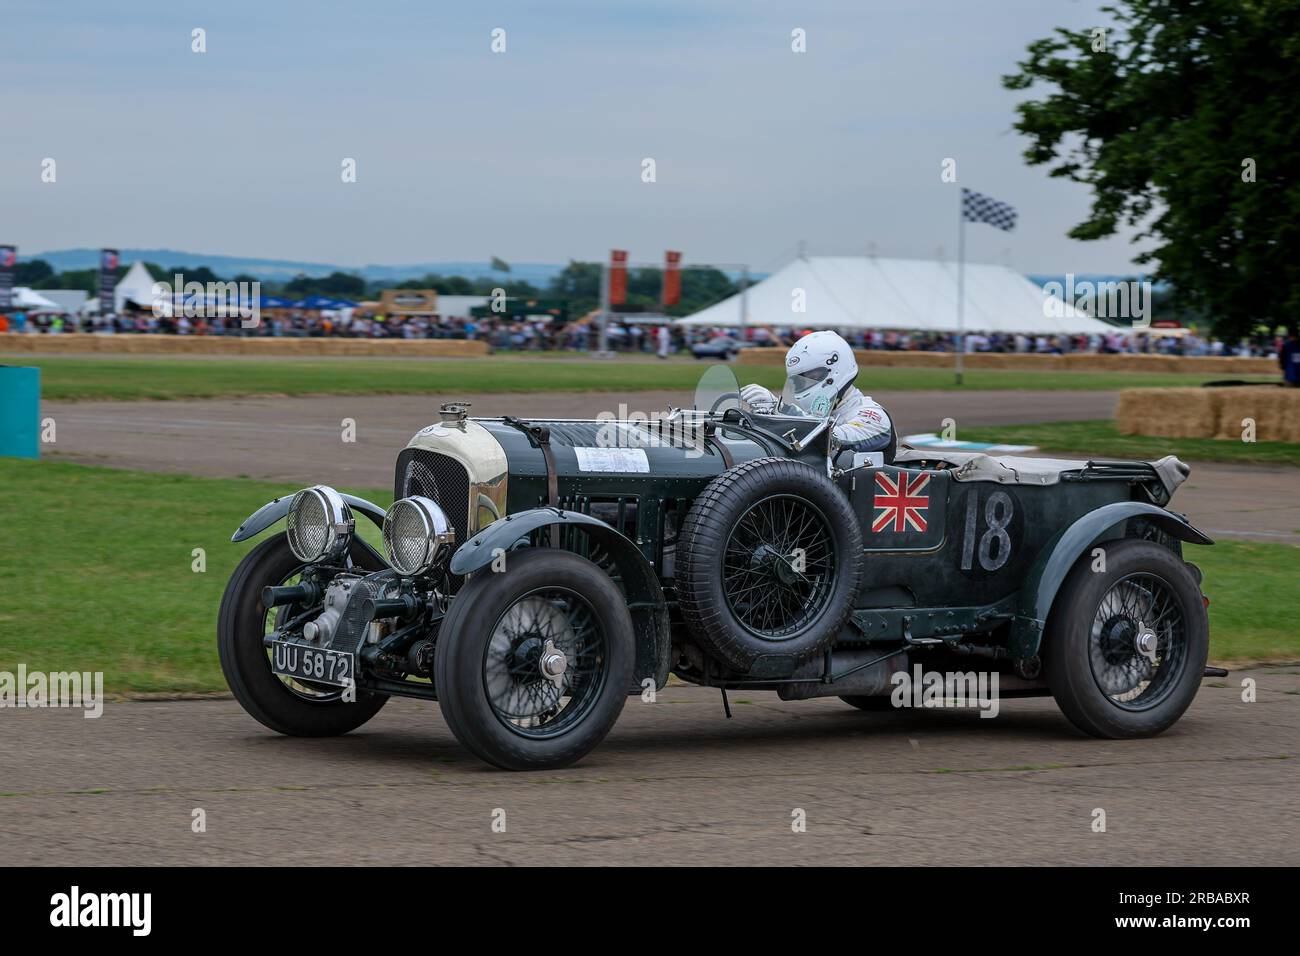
[739, 383, 778, 413]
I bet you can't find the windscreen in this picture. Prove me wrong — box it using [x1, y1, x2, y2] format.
[692, 364, 742, 415]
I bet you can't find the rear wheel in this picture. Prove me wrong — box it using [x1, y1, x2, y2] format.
[434, 549, 634, 770]
[218, 533, 389, 737]
[1045, 539, 1208, 738]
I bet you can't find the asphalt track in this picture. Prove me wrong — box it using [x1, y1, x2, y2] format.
[5, 667, 1297, 865]
[41, 390, 1300, 542]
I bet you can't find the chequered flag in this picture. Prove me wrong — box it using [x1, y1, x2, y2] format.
[961, 187, 1017, 231]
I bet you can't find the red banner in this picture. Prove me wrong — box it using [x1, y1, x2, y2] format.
[661, 250, 682, 306]
[608, 250, 628, 305]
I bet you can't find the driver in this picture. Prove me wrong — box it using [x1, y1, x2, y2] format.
[739, 330, 896, 461]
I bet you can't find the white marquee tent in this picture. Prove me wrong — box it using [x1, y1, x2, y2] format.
[677, 256, 1114, 335]
[114, 260, 170, 315]
[9, 287, 61, 311]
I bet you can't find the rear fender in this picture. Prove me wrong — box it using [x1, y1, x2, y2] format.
[450, 508, 671, 691]
[1011, 501, 1212, 659]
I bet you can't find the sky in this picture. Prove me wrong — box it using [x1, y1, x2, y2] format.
[0, 0, 1149, 274]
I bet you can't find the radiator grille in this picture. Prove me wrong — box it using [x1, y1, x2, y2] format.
[394, 449, 471, 547]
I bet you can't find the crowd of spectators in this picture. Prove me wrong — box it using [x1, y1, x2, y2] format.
[0, 306, 1284, 359]
[840, 327, 1280, 358]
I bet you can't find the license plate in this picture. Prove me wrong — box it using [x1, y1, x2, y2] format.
[270, 640, 354, 688]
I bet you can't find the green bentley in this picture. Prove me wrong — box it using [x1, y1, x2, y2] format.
[218, 367, 1217, 770]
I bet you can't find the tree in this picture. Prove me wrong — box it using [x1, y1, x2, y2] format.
[677, 267, 737, 317]
[281, 271, 364, 297]
[15, 259, 53, 285]
[1003, 0, 1300, 337]
[167, 265, 223, 286]
[541, 261, 739, 317]
[35, 268, 97, 294]
[547, 261, 603, 315]
[433, 275, 474, 295]
[317, 271, 366, 297]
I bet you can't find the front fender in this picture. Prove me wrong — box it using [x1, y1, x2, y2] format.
[451, 508, 614, 574]
[1010, 502, 1213, 659]
[450, 508, 672, 691]
[231, 492, 388, 543]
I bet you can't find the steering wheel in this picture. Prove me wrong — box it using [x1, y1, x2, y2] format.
[708, 391, 743, 415]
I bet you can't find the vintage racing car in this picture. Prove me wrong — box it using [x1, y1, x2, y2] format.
[219, 367, 1217, 770]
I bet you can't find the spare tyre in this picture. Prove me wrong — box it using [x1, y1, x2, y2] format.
[676, 457, 863, 673]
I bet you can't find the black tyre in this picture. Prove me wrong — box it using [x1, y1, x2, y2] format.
[677, 457, 863, 673]
[1044, 538, 1209, 739]
[434, 549, 634, 771]
[839, 695, 897, 711]
[218, 532, 389, 737]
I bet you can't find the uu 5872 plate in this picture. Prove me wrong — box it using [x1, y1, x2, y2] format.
[270, 640, 353, 688]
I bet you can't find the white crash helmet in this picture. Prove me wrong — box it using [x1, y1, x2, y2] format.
[780, 330, 859, 416]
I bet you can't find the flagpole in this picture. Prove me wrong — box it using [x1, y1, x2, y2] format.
[598, 258, 610, 356]
[956, 191, 965, 387]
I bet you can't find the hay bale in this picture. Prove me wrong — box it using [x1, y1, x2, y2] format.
[1209, 386, 1300, 442]
[0, 332, 489, 359]
[1118, 385, 1300, 442]
[736, 348, 785, 366]
[1117, 388, 1220, 437]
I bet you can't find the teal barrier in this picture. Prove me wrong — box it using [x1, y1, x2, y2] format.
[0, 365, 41, 459]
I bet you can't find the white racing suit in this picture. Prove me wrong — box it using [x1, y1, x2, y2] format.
[740, 383, 895, 455]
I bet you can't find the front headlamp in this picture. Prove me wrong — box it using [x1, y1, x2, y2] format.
[383, 496, 456, 576]
[286, 485, 354, 563]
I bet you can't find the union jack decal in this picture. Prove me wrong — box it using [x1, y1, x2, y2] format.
[872, 471, 931, 533]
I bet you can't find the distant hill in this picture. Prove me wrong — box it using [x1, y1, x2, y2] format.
[19, 248, 568, 286]
[23, 248, 1108, 289]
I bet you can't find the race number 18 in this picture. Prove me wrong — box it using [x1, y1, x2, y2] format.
[961, 490, 1014, 572]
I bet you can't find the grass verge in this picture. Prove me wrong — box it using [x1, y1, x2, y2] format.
[1192, 541, 1300, 662]
[960, 420, 1300, 466]
[3, 459, 1296, 691]
[6, 354, 1280, 402]
[0, 459, 388, 693]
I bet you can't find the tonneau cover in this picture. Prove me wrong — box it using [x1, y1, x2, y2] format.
[892, 449, 1190, 496]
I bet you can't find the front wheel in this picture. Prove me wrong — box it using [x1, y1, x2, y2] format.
[1044, 538, 1209, 739]
[434, 549, 634, 770]
[218, 532, 389, 737]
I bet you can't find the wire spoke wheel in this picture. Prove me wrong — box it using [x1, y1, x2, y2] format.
[1088, 572, 1187, 711]
[677, 458, 862, 673]
[220, 533, 388, 739]
[483, 587, 609, 739]
[722, 494, 836, 639]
